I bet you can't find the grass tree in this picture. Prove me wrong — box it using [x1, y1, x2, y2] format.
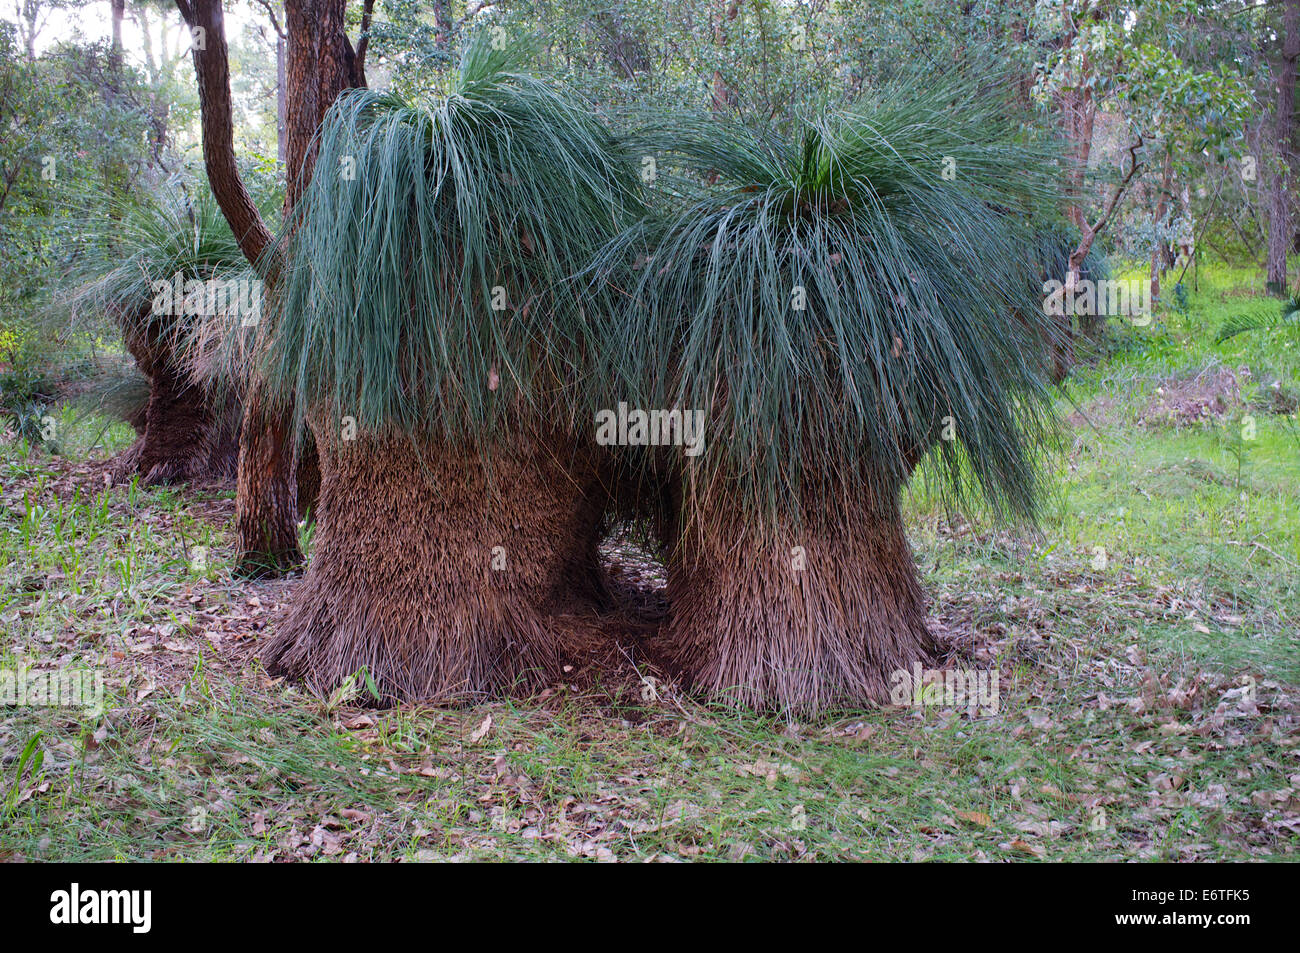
[68, 186, 251, 484]
[256, 38, 641, 703]
[592, 79, 1064, 714]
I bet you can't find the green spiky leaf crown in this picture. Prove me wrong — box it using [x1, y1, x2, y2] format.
[588, 78, 1069, 524]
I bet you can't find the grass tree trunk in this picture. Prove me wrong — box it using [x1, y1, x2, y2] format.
[660, 477, 936, 714]
[116, 320, 239, 485]
[262, 422, 610, 703]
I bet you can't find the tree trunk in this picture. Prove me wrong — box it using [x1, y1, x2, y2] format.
[1267, 0, 1299, 295]
[295, 428, 320, 518]
[1150, 153, 1174, 304]
[657, 477, 936, 714]
[226, 0, 363, 573]
[1051, 14, 1095, 379]
[233, 386, 302, 575]
[283, 0, 362, 206]
[110, 0, 125, 68]
[276, 35, 287, 169]
[432, 0, 452, 50]
[1058, 87, 1095, 229]
[176, 0, 275, 266]
[710, 1, 741, 113]
[1056, 137, 1144, 375]
[116, 319, 241, 485]
[262, 425, 610, 703]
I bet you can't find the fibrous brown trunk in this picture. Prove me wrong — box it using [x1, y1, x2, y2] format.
[116, 319, 240, 485]
[658, 477, 936, 714]
[295, 429, 320, 518]
[262, 426, 610, 703]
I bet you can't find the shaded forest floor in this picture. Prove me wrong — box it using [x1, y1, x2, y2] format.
[1, 267, 1298, 861]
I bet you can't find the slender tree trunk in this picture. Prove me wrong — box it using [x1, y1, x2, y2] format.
[110, 0, 125, 68]
[276, 36, 287, 169]
[176, 0, 274, 266]
[1150, 152, 1174, 304]
[658, 476, 935, 714]
[233, 387, 302, 574]
[1053, 137, 1144, 379]
[1057, 11, 1096, 234]
[20, 0, 39, 61]
[178, 0, 286, 571]
[133, 6, 173, 167]
[432, 0, 452, 50]
[1267, 0, 1299, 295]
[1051, 8, 1099, 378]
[263, 425, 609, 702]
[223, 0, 363, 574]
[710, 1, 741, 113]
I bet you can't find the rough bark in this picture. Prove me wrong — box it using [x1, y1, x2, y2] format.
[233, 386, 302, 575]
[276, 35, 287, 168]
[262, 426, 611, 703]
[657, 476, 936, 714]
[178, 0, 364, 572]
[1267, 0, 1299, 294]
[175, 0, 274, 266]
[271, 0, 367, 532]
[177, 0, 293, 571]
[295, 429, 320, 518]
[283, 0, 364, 208]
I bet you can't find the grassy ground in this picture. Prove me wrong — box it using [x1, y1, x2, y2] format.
[1, 264, 1297, 861]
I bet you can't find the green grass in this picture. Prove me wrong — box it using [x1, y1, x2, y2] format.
[1, 263, 1297, 861]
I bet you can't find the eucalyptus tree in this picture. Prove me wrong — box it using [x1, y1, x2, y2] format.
[591, 78, 1063, 713]
[256, 38, 641, 702]
[174, 0, 370, 574]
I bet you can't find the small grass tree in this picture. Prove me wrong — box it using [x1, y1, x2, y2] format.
[256, 37, 642, 703]
[68, 185, 252, 484]
[592, 78, 1064, 714]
